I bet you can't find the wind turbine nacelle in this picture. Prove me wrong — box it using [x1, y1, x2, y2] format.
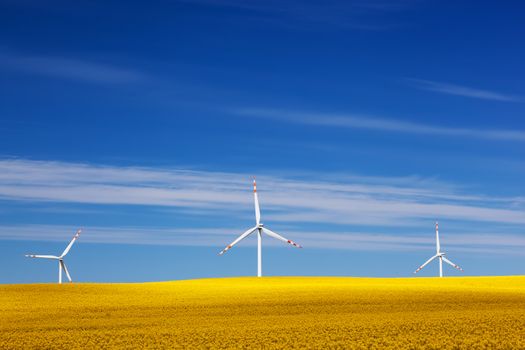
[258, 223, 264, 227]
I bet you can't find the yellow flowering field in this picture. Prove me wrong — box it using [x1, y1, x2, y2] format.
[1, 276, 524, 349]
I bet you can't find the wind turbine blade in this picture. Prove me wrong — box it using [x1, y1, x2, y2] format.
[414, 255, 438, 274]
[218, 226, 257, 255]
[61, 229, 82, 258]
[60, 261, 73, 282]
[253, 178, 261, 225]
[25, 254, 60, 259]
[262, 227, 302, 248]
[442, 256, 463, 272]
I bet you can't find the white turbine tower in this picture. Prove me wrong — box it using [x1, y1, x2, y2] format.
[25, 229, 82, 284]
[219, 178, 302, 277]
[414, 222, 463, 277]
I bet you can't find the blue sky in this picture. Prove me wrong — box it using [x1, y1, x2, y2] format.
[0, 0, 524, 283]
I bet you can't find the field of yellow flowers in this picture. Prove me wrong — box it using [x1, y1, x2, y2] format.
[1, 276, 524, 349]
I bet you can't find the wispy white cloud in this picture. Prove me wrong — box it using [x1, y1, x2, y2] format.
[407, 78, 521, 102]
[0, 51, 145, 84]
[0, 159, 524, 228]
[234, 108, 525, 142]
[2, 224, 524, 256]
[180, 0, 415, 30]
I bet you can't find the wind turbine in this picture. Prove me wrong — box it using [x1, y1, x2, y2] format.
[219, 178, 302, 277]
[25, 229, 82, 284]
[414, 222, 463, 277]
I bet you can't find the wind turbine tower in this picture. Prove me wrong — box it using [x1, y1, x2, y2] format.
[414, 222, 463, 277]
[26, 229, 82, 284]
[219, 179, 302, 277]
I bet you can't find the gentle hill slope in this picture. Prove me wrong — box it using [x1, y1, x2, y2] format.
[1, 276, 525, 349]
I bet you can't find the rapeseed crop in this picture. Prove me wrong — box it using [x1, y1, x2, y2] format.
[1, 276, 524, 349]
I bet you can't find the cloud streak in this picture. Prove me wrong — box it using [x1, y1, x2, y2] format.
[180, 0, 415, 30]
[0, 51, 145, 84]
[407, 78, 521, 102]
[234, 108, 525, 142]
[2, 224, 524, 256]
[0, 159, 524, 228]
